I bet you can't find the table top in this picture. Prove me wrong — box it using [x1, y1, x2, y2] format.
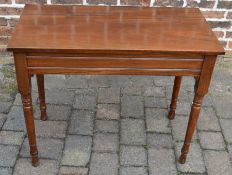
[8, 4, 224, 55]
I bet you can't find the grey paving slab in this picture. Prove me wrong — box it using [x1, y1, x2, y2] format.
[175, 142, 206, 173]
[20, 137, 64, 160]
[35, 120, 67, 138]
[93, 133, 119, 152]
[62, 135, 92, 166]
[89, 153, 119, 175]
[130, 76, 154, 87]
[172, 116, 198, 141]
[44, 75, 66, 89]
[148, 148, 177, 175]
[46, 89, 75, 105]
[65, 75, 89, 89]
[0, 131, 24, 145]
[119, 167, 148, 175]
[3, 106, 25, 131]
[147, 133, 173, 149]
[176, 102, 191, 115]
[96, 104, 120, 120]
[13, 158, 59, 175]
[0, 113, 7, 129]
[0, 145, 19, 167]
[59, 166, 88, 175]
[199, 131, 225, 150]
[120, 145, 147, 166]
[98, 87, 120, 103]
[121, 86, 143, 95]
[145, 108, 171, 133]
[0, 167, 12, 175]
[204, 150, 232, 175]
[121, 95, 144, 118]
[144, 86, 165, 97]
[73, 95, 97, 110]
[75, 88, 97, 95]
[120, 118, 146, 145]
[0, 101, 12, 113]
[145, 97, 167, 108]
[95, 120, 119, 133]
[213, 94, 232, 119]
[153, 76, 174, 86]
[220, 119, 232, 143]
[34, 104, 71, 121]
[68, 110, 94, 135]
[197, 107, 221, 131]
[227, 144, 232, 162]
[88, 75, 112, 87]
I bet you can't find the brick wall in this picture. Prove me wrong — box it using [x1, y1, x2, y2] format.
[0, 0, 232, 58]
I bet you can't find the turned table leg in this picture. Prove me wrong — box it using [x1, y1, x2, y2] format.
[168, 76, 182, 120]
[36, 74, 47, 121]
[14, 53, 39, 166]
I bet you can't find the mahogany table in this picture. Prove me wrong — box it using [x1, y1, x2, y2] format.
[7, 4, 224, 167]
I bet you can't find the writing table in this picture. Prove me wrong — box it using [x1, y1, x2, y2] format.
[7, 4, 225, 166]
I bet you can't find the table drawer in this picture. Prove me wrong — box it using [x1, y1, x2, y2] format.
[27, 56, 203, 69]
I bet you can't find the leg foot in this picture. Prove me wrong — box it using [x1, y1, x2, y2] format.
[179, 153, 187, 164]
[32, 155, 40, 167]
[168, 109, 175, 120]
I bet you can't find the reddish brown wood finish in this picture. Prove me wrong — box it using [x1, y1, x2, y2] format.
[168, 76, 182, 120]
[36, 74, 47, 121]
[7, 5, 225, 166]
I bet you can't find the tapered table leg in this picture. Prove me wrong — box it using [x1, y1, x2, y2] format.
[36, 74, 47, 121]
[14, 53, 39, 166]
[168, 76, 182, 120]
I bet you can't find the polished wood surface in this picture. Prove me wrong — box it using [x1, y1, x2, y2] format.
[7, 5, 225, 167]
[8, 4, 224, 55]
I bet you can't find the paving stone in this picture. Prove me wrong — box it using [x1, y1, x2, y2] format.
[147, 133, 173, 149]
[121, 95, 144, 118]
[59, 166, 88, 175]
[68, 110, 94, 135]
[66, 75, 89, 89]
[110, 76, 132, 87]
[199, 132, 225, 150]
[130, 76, 154, 87]
[202, 94, 214, 107]
[176, 102, 190, 115]
[62, 135, 92, 166]
[121, 86, 143, 95]
[34, 104, 71, 121]
[14, 93, 38, 106]
[46, 89, 75, 105]
[20, 137, 64, 160]
[0, 145, 19, 167]
[120, 145, 147, 166]
[13, 158, 59, 175]
[119, 167, 147, 175]
[227, 144, 232, 162]
[175, 142, 206, 173]
[88, 75, 112, 87]
[93, 133, 119, 152]
[0, 168, 12, 175]
[95, 120, 119, 133]
[213, 95, 232, 118]
[197, 107, 221, 131]
[89, 153, 119, 175]
[120, 119, 146, 145]
[3, 106, 25, 131]
[75, 88, 97, 95]
[73, 95, 96, 110]
[0, 131, 24, 145]
[35, 120, 67, 138]
[0, 113, 7, 128]
[220, 119, 232, 143]
[204, 150, 232, 175]
[153, 76, 174, 86]
[98, 87, 120, 103]
[44, 75, 66, 89]
[96, 104, 120, 120]
[172, 116, 197, 141]
[145, 108, 171, 133]
[0, 101, 12, 113]
[144, 97, 167, 108]
[144, 86, 165, 97]
[148, 148, 177, 175]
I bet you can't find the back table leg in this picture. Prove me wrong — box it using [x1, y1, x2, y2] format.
[168, 76, 182, 120]
[36, 74, 47, 121]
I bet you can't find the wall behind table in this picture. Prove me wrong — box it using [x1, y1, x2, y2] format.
[0, 0, 231, 62]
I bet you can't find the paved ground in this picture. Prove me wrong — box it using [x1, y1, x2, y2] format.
[0, 60, 232, 175]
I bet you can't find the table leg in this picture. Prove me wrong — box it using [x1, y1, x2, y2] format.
[14, 53, 39, 167]
[36, 74, 47, 121]
[179, 55, 216, 164]
[168, 76, 182, 120]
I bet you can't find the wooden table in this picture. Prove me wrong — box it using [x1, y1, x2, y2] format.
[7, 4, 224, 167]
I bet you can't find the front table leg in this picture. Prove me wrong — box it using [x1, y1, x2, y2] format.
[14, 53, 39, 166]
[179, 55, 216, 164]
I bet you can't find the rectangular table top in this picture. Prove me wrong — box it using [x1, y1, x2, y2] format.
[8, 4, 224, 55]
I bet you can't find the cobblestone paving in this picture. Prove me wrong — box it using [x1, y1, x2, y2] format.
[0, 65, 232, 175]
